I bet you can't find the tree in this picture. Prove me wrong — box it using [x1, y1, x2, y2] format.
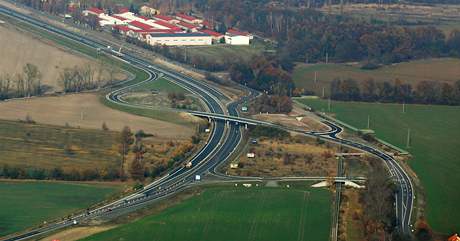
[119, 126, 134, 174]
[23, 63, 42, 96]
[130, 158, 145, 181]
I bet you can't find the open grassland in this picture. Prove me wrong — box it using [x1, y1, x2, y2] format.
[0, 18, 127, 92]
[293, 58, 460, 96]
[0, 120, 119, 171]
[297, 98, 460, 234]
[185, 40, 270, 65]
[0, 181, 121, 237]
[0, 93, 194, 139]
[81, 186, 331, 241]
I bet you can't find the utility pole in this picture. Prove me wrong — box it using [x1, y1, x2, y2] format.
[402, 102, 406, 113]
[406, 128, 411, 148]
[322, 87, 325, 98]
[325, 51, 329, 64]
[314, 71, 318, 84]
[328, 97, 331, 112]
[184, 47, 187, 62]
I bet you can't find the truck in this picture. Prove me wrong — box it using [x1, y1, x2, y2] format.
[185, 161, 193, 168]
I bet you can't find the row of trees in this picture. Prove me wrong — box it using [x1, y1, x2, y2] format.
[0, 165, 121, 181]
[330, 78, 460, 105]
[59, 63, 117, 93]
[0, 63, 43, 100]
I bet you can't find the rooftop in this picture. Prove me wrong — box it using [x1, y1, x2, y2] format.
[227, 28, 250, 36]
[177, 21, 198, 29]
[150, 32, 211, 38]
[176, 13, 196, 21]
[129, 20, 154, 30]
[88, 7, 104, 15]
[200, 29, 223, 37]
[154, 15, 174, 22]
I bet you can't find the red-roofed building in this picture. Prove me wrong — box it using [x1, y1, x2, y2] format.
[175, 13, 202, 24]
[118, 7, 129, 14]
[138, 15, 151, 21]
[177, 21, 199, 32]
[200, 29, 223, 42]
[86, 7, 104, 16]
[112, 15, 128, 21]
[129, 20, 154, 30]
[225, 28, 252, 45]
[113, 25, 133, 34]
[201, 20, 213, 29]
[153, 15, 178, 24]
[153, 20, 182, 31]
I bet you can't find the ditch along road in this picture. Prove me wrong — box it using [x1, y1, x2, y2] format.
[0, 5, 413, 240]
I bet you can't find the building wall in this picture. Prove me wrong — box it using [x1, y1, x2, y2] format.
[146, 36, 212, 46]
[225, 35, 250, 45]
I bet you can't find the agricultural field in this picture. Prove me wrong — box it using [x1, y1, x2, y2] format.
[0, 19, 127, 92]
[81, 185, 332, 241]
[227, 135, 339, 177]
[0, 93, 194, 139]
[0, 120, 120, 172]
[0, 180, 122, 237]
[293, 58, 460, 96]
[297, 98, 460, 234]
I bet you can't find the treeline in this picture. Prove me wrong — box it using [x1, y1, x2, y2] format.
[250, 94, 293, 114]
[59, 64, 115, 92]
[0, 63, 43, 100]
[330, 78, 460, 105]
[0, 165, 121, 181]
[189, 0, 460, 64]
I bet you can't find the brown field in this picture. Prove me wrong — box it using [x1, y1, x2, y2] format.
[227, 135, 339, 177]
[293, 58, 460, 96]
[0, 21, 127, 92]
[39, 226, 117, 241]
[0, 93, 194, 139]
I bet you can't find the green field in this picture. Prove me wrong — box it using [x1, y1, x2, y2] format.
[293, 58, 460, 96]
[0, 120, 119, 171]
[297, 98, 460, 234]
[185, 40, 270, 64]
[81, 186, 331, 241]
[0, 181, 121, 236]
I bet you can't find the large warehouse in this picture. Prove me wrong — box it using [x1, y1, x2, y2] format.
[145, 33, 213, 46]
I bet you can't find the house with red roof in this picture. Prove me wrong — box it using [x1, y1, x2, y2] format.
[200, 29, 224, 42]
[225, 28, 252, 45]
[177, 21, 199, 32]
[118, 7, 129, 14]
[175, 13, 202, 25]
[153, 15, 178, 24]
[129, 20, 154, 31]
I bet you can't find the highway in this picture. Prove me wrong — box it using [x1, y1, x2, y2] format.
[0, 5, 413, 240]
[0, 5, 249, 241]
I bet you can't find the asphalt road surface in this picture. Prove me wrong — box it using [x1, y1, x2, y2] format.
[0, 5, 413, 240]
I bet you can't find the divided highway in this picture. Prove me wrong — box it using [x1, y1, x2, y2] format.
[0, 5, 413, 240]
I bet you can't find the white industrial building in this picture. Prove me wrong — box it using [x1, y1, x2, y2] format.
[145, 33, 212, 46]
